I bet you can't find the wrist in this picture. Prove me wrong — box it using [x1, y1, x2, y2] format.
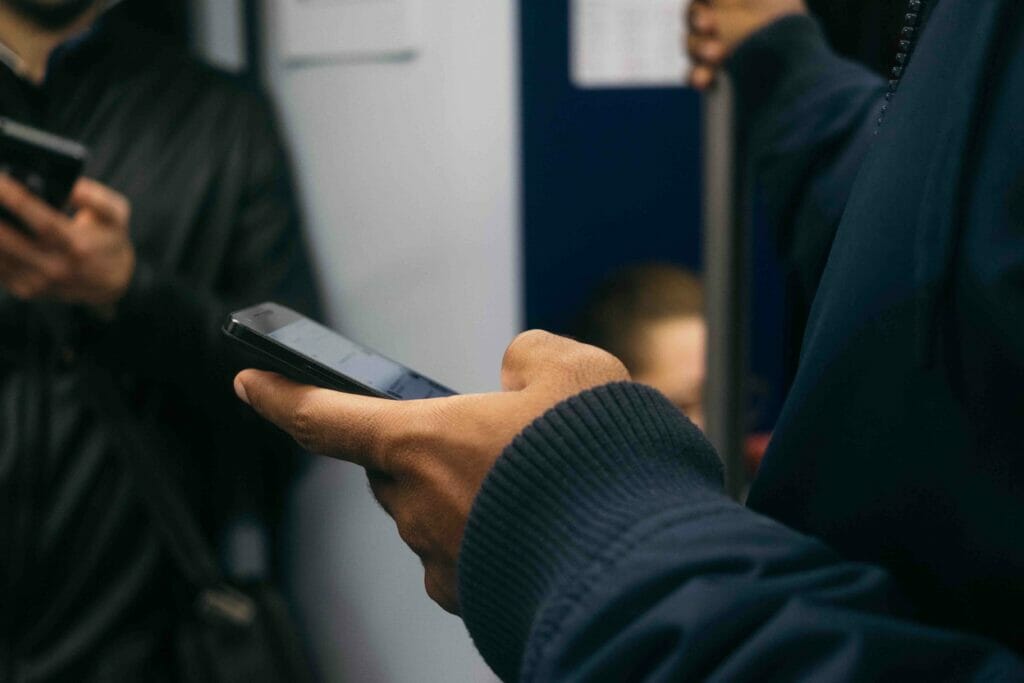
[458, 382, 725, 681]
[87, 250, 143, 320]
[93, 247, 137, 310]
[722, 3, 809, 57]
[725, 14, 830, 113]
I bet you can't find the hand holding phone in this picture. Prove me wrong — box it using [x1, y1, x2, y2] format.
[0, 174, 135, 307]
[0, 117, 87, 232]
[233, 329, 631, 613]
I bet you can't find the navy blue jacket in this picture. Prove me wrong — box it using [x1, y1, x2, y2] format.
[458, 1, 1024, 680]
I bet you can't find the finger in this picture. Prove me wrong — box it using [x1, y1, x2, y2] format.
[0, 241, 33, 291]
[689, 64, 717, 90]
[500, 330, 573, 391]
[0, 264, 48, 300]
[235, 369, 397, 470]
[366, 470, 399, 514]
[687, 2, 716, 34]
[424, 561, 460, 615]
[0, 175, 71, 247]
[0, 250, 16, 276]
[0, 219, 53, 272]
[687, 34, 726, 67]
[70, 177, 131, 228]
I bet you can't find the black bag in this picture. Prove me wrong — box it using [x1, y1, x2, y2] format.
[87, 366, 314, 683]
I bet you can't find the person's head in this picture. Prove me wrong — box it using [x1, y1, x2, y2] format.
[0, 0, 100, 30]
[576, 264, 706, 427]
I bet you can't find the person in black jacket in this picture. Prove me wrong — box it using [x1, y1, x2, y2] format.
[236, 0, 1024, 679]
[0, 1, 318, 680]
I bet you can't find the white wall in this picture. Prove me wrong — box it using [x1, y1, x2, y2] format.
[258, 2, 521, 681]
[189, 0, 246, 73]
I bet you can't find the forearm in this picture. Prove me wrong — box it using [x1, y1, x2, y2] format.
[458, 383, 1024, 681]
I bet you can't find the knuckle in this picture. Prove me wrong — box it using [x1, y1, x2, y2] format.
[596, 349, 630, 379]
[115, 196, 131, 226]
[423, 564, 458, 612]
[395, 513, 429, 555]
[365, 471, 394, 513]
[423, 570, 445, 605]
[565, 343, 630, 386]
[290, 394, 329, 453]
[503, 329, 554, 369]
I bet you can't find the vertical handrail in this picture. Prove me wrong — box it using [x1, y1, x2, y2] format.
[702, 76, 751, 500]
[243, 0, 263, 85]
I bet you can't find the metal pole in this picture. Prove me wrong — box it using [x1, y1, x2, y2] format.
[243, 0, 264, 85]
[702, 76, 751, 500]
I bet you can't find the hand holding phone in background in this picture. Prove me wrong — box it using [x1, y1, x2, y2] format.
[0, 174, 136, 309]
[685, 0, 809, 90]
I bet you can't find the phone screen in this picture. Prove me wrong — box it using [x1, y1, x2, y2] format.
[268, 317, 455, 400]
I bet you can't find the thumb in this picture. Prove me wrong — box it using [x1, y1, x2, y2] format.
[70, 178, 131, 227]
[500, 330, 629, 393]
[235, 369, 396, 470]
[500, 330, 574, 391]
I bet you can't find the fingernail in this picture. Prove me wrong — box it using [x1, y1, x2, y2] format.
[234, 376, 250, 404]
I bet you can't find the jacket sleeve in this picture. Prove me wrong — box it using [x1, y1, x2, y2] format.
[727, 15, 885, 311]
[83, 87, 320, 416]
[79, 88, 320, 551]
[457, 383, 1024, 682]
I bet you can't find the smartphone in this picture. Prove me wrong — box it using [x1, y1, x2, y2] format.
[223, 302, 458, 400]
[0, 117, 88, 232]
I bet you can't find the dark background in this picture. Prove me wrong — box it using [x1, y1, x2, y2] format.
[116, 0, 189, 44]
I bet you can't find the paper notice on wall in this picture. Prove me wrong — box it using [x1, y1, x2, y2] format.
[278, 0, 422, 65]
[571, 0, 689, 88]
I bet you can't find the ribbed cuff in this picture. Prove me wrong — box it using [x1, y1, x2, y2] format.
[458, 382, 725, 681]
[726, 14, 834, 113]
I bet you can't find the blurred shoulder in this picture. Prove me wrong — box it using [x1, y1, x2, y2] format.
[98, 11, 273, 122]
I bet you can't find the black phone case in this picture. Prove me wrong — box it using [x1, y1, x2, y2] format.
[0, 118, 88, 233]
[222, 320, 388, 398]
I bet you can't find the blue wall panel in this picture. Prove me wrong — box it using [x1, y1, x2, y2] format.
[521, 0, 703, 332]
